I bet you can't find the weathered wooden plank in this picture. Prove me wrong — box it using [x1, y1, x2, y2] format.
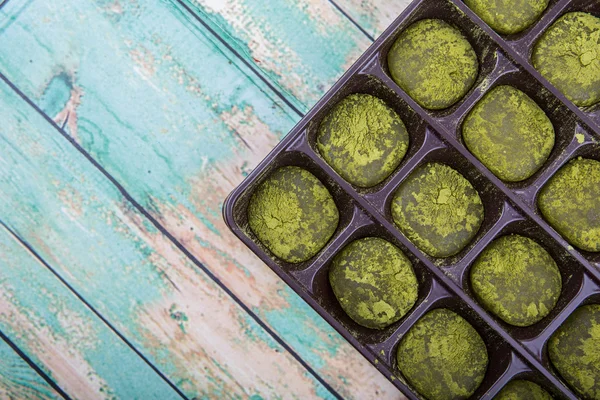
[333, 0, 413, 38]
[179, 0, 409, 110]
[0, 0, 400, 398]
[179, 0, 371, 111]
[0, 338, 61, 400]
[0, 226, 186, 400]
[0, 79, 339, 399]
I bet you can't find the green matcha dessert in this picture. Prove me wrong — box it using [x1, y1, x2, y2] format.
[494, 380, 553, 400]
[470, 235, 562, 327]
[532, 12, 600, 107]
[549, 304, 600, 399]
[464, 0, 549, 35]
[396, 308, 488, 400]
[329, 237, 418, 329]
[247, 166, 339, 263]
[387, 19, 479, 110]
[538, 157, 600, 252]
[317, 94, 410, 187]
[462, 85, 555, 182]
[391, 162, 484, 258]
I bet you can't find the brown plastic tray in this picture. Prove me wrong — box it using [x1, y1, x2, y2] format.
[223, 0, 600, 397]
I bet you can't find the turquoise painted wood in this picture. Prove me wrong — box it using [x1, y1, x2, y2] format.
[0, 339, 60, 400]
[179, 0, 412, 114]
[334, 0, 413, 38]
[0, 224, 183, 400]
[0, 0, 400, 398]
[179, 0, 370, 112]
[0, 77, 339, 399]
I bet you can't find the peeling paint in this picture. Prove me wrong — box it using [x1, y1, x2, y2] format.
[183, 0, 370, 111]
[0, 77, 336, 399]
[0, 338, 61, 400]
[0, 228, 180, 400]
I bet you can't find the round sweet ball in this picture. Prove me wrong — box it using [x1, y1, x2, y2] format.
[549, 304, 600, 399]
[387, 19, 479, 110]
[494, 380, 553, 400]
[248, 166, 339, 263]
[533, 12, 600, 107]
[464, 0, 549, 35]
[317, 93, 409, 187]
[462, 85, 555, 182]
[538, 157, 600, 252]
[391, 162, 484, 258]
[329, 237, 419, 329]
[396, 308, 488, 400]
[470, 235, 562, 327]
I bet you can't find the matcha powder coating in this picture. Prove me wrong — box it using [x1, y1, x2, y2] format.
[392, 162, 484, 258]
[329, 237, 418, 329]
[247, 166, 339, 263]
[462, 85, 555, 182]
[464, 0, 549, 35]
[470, 234, 561, 327]
[494, 380, 553, 400]
[396, 308, 488, 400]
[317, 93, 409, 187]
[533, 12, 600, 107]
[538, 157, 600, 252]
[387, 19, 479, 110]
[549, 304, 600, 399]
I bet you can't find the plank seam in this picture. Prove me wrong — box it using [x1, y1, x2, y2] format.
[0, 222, 190, 400]
[174, 0, 375, 118]
[326, 0, 376, 41]
[0, 328, 71, 400]
[174, 0, 305, 118]
[0, 71, 344, 400]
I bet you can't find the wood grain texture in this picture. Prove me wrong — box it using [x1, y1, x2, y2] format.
[180, 0, 370, 112]
[180, 0, 410, 111]
[0, 338, 61, 400]
[0, 0, 401, 398]
[0, 226, 184, 400]
[333, 0, 413, 38]
[0, 79, 339, 400]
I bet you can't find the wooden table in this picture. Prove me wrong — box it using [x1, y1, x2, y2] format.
[0, 0, 410, 398]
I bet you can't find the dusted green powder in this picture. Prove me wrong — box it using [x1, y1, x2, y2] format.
[396, 308, 488, 400]
[391, 162, 484, 258]
[317, 94, 409, 187]
[329, 237, 418, 329]
[538, 157, 600, 252]
[387, 19, 479, 110]
[549, 304, 600, 399]
[494, 380, 553, 400]
[462, 85, 555, 182]
[464, 0, 549, 35]
[470, 235, 561, 327]
[247, 166, 339, 263]
[533, 12, 600, 107]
